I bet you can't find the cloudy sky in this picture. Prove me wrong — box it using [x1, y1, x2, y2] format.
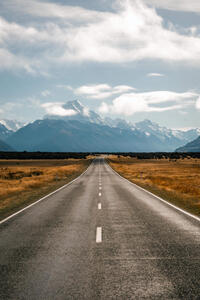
[0, 0, 200, 129]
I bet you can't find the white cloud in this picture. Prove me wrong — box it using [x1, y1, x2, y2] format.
[1, 0, 200, 74]
[144, 0, 200, 13]
[58, 0, 200, 64]
[188, 27, 198, 36]
[196, 97, 200, 109]
[72, 83, 136, 99]
[75, 84, 111, 96]
[57, 85, 73, 90]
[0, 0, 107, 22]
[99, 102, 110, 114]
[147, 73, 164, 77]
[83, 107, 90, 117]
[99, 90, 198, 116]
[113, 85, 137, 93]
[41, 90, 51, 97]
[0, 48, 35, 73]
[42, 102, 77, 116]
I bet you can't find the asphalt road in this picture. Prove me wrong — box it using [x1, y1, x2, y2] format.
[1, 158, 200, 299]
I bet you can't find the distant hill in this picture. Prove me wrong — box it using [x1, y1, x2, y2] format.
[176, 136, 200, 152]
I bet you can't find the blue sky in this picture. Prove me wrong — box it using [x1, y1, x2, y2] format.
[0, 0, 200, 129]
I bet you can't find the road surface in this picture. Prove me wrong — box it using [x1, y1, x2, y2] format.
[1, 158, 200, 299]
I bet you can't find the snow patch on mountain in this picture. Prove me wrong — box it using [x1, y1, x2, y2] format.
[0, 119, 25, 131]
[0, 123, 13, 141]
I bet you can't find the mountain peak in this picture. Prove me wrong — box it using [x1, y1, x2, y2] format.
[44, 99, 104, 125]
[63, 100, 84, 112]
[141, 119, 153, 124]
[135, 119, 159, 130]
[136, 119, 159, 127]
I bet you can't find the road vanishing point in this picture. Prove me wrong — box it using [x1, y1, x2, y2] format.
[1, 158, 200, 299]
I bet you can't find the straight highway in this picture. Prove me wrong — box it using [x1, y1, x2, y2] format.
[1, 158, 200, 299]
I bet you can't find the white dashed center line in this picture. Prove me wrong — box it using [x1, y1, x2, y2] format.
[98, 203, 102, 210]
[99, 186, 102, 190]
[99, 192, 101, 196]
[96, 227, 102, 243]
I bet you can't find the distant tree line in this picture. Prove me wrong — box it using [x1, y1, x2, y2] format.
[0, 151, 200, 160]
[0, 152, 89, 160]
[106, 152, 200, 159]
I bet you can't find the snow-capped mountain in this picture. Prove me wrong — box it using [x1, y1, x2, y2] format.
[0, 119, 25, 131]
[176, 128, 200, 143]
[4, 100, 200, 152]
[5, 119, 146, 152]
[42, 100, 200, 151]
[0, 123, 13, 141]
[45, 100, 104, 125]
[135, 119, 200, 147]
[103, 117, 200, 149]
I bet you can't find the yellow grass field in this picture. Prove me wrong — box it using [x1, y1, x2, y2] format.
[109, 156, 200, 216]
[0, 159, 91, 220]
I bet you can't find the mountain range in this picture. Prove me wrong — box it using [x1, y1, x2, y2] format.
[0, 100, 200, 152]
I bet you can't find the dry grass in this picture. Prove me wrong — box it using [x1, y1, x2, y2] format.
[0, 159, 91, 220]
[109, 156, 200, 216]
